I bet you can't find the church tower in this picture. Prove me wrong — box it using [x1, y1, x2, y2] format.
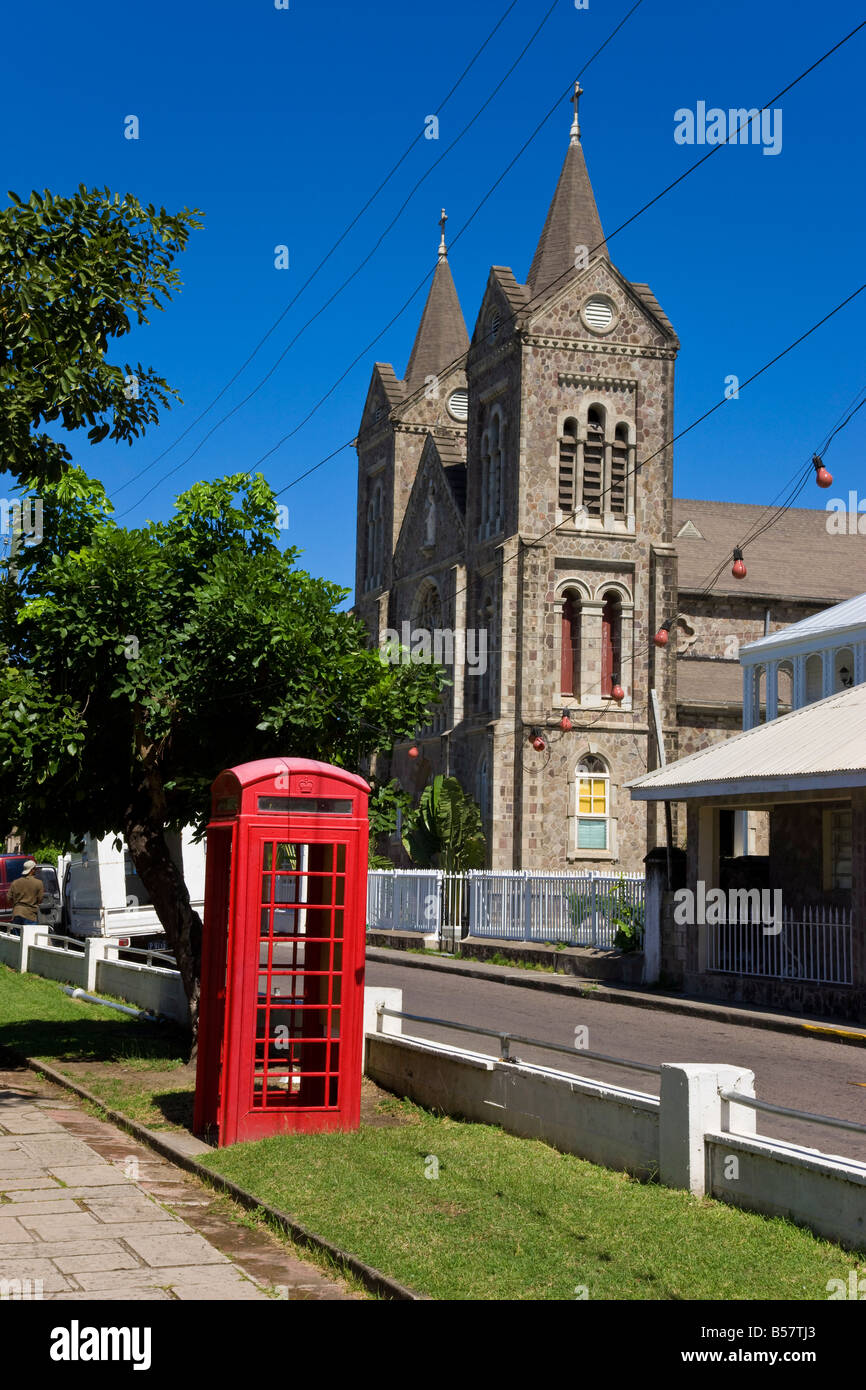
[354, 213, 469, 650]
[457, 84, 680, 870]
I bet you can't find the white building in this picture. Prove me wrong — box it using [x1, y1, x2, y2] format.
[740, 592, 866, 730]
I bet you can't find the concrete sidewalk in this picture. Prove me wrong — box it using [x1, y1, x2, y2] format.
[0, 1073, 359, 1301]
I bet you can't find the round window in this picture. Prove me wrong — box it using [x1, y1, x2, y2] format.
[582, 296, 615, 332]
[448, 388, 468, 422]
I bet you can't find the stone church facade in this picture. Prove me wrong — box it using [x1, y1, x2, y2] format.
[353, 88, 866, 873]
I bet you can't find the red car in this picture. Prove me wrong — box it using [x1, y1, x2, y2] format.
[0, 855, 31, 921]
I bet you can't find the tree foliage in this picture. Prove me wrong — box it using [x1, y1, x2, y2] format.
[0, 472, 445, 1027]
[403, 775, 486, 871]
[0, 187, 202, 487]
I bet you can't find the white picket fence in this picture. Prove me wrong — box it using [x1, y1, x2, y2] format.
[367, 869, 645, 950]
[707, 904, 852, 985]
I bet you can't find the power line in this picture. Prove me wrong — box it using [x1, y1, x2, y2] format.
[243, 14, 866, 506]
[110, 0, 524, 501]
[112, 0, 569, 515]
[114, 0, 654, 516]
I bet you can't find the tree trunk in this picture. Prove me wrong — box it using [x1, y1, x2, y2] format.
[122, 809, 202, 1059]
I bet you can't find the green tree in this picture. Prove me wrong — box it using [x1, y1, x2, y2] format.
[0, 186, 202, 487]
[0, 472, 444, 1037]
[368, 778, 417, 868]
[403, 775, 486, 872]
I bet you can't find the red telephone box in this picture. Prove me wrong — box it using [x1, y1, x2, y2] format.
[194, 758, 370, 1146]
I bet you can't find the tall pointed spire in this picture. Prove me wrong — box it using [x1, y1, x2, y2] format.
[404, 209, 469, 392]
[526, 82, 608, 300]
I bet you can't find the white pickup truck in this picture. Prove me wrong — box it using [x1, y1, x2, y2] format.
[59, 829, 205, 954]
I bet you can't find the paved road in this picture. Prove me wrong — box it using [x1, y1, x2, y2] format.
[366, 958, 866, 1163]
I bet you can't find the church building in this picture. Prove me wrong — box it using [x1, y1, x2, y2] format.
[354, 86, 866, 873]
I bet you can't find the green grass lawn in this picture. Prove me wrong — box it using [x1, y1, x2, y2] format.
[0, 964, 193, 1129]
[1, 965, 859, 1301]
[202, 1098, 857, 1301]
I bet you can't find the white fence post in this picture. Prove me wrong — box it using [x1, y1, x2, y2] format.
[17, 922, 40, 973]
[659, 1063, 756, 1195]
[85, 937, 111, 993]
[522, 871, 532, 942]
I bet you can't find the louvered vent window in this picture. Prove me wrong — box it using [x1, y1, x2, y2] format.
[558, 419, 578, 513]
[583, 296, 614, 331]
[487, 309, 501, 343]
[448, 389, 469, 422]
[582, 407, 604, 516]
[611, 424, 628, 515]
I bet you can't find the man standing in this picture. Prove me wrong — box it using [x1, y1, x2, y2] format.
[9, 859, 44, 926]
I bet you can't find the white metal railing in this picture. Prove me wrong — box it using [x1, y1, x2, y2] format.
[367, 869, 645, 950]
[707, 905, 852, 984]
[375, 1004, 661, 1075]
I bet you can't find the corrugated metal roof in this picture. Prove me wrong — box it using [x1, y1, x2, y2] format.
[628, 683, 866, 799]
[742, 591, 866, 655]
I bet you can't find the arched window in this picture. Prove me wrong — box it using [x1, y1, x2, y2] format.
[365, 482, 384, 589]
[582, 406, 604, 516]
[576, 755, 610, 851]
[757, 667, 767, 724]
[778, 661, 793, 715]
[558, 418, 578, 514]
[611, 423, 628, 515]
[413, 581, 445, 731]
[835, 648, 855, 692]
[805, 654, 823, 704]
[476, 594, 494, 713]
[476, 755, 490, 831]
[413, 579, 441, 637]
[561, 590, 581, 696]
[480, 409, 503, 535]
[601, 590, 622, 698]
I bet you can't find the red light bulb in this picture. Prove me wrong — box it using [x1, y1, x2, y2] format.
[610, 682, 625, 704]
[408, 745, 419, 759]
[654, 626, 670, 648]
[815, 465, 833, 488]
[732, 548, 747, 580]
[560, 712, 573, 732]
[532, 735, 546, 752]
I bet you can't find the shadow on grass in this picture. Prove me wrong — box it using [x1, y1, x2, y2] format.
[151, 1089, 196, 1129]
[0, 1016, 191, 1067]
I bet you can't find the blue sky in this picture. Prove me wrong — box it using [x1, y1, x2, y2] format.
[5, 0, 865, 599]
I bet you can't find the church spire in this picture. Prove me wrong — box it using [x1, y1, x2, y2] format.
[404, 209, 469, 393]
[526, 82, 608, 300]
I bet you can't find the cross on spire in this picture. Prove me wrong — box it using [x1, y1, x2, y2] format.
[438, 208, 448, 259]
[570, 81, 583, 145]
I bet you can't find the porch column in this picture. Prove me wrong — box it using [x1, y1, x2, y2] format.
[792, 654, 806, 709]
[765, 661, 779, 722]
[696, 805, 719, 975]
[855, 643, 866, 686]
[822, 648, 834, 698]
[742, 664, 758, 730]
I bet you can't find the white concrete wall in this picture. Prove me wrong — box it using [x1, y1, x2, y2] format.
[26, 944, 87, 989]
[0, 931, 20, 969]
[366, 1033, 660, 1177]
[95, 960, 189, 1025]
[707, 1132, 866, 1251]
